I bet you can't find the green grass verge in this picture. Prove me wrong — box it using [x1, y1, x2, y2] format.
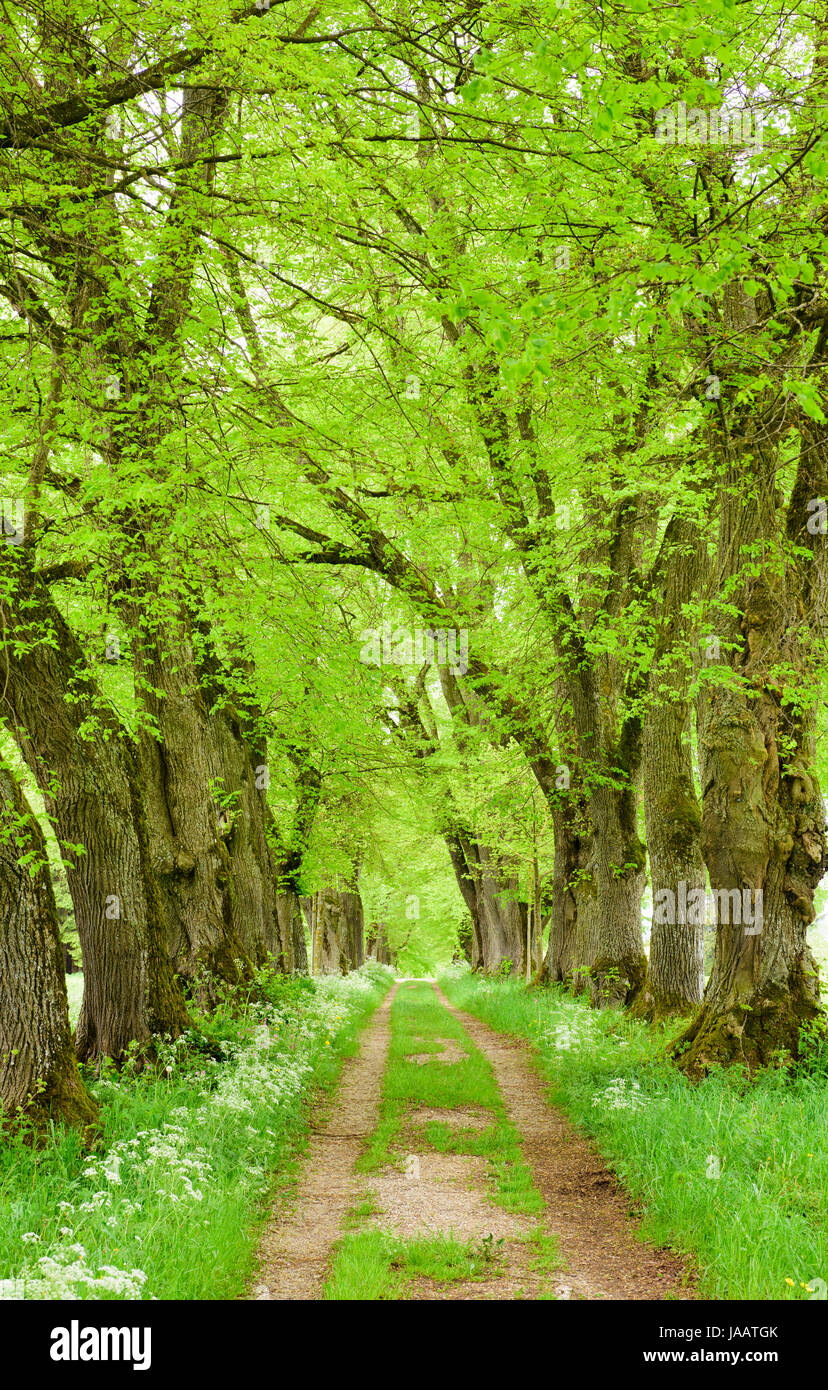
[0, 963, 394, 1300]
[439, 969, 828, 1302]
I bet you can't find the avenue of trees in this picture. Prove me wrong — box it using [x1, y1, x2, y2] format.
[1, 0, 828, 1131]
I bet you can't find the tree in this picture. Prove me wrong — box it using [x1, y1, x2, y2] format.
[0, 758, 97, 1133]
[0, 0, 826, 1068]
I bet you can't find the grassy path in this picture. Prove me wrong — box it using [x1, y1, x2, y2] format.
[433, 984, 692, 1300]
[253, 983, 400, 1298]
[256, 980, 694, 1301]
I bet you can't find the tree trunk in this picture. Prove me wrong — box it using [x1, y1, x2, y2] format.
[367, 921, 395, 966]
[633, 509, 710, 1020]
[444, 829, 485, 968]
[272, 892, 298, 972]
[151, 616, 290, 978]
[560, 653, 647, 1009]
[477, 850, 525, 974]
[673, 403, 827, 1072]
[55, 75, 259, 993]
[638, 699, 706, 1020]
[466, 387, 649, 1004]
[201, 653, 284, 970]
[0, 762, 98, 1134]
[541, 677, 639, 999]
[292, 898, 309, 972]
[201, 648, 319, 975]
[133, 608, 277, 988]
[673, 683, 825, 1071]
[545, 790, 598, 992]
[308, 894, 324, 975]
[451, 834, 525, 974]
[0, 555, 189, 1061]
[531, 856, 544, 973]
[313, 887, 365, 974]
[587, 781, 648, 1007]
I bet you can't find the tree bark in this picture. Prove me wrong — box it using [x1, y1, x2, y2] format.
[673, 682, 825, 1072]
[0, 554, 189, 1061]
[207, 691, 282, 969]
[446, 830, 525, 974]
[133, 617, 253, 991]
[190, 625, 291, 973]
[673, 404, 827, 1072]
[638, 693, 706, 1019]
[636, 514, 709, 1020]
[586, 779, 648, 1008]
[313, 887, 366, 974]
[545, 787, 599, 992]
[291, 897, 309, 972]
[0, 762, 98, 1134]
[445, 829, 485, 969]
[474, 844, 525, 975]
[367, 921, 395, 966]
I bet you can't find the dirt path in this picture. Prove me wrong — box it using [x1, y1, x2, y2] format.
[434, 984, 694, 1300]
[254, 979, 694, 1300]
[252, 982, 399, 1299]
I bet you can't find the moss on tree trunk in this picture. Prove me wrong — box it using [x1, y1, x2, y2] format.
[0, 763, 98, 1138]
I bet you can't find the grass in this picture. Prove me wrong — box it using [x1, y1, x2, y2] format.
[324, 979, 560, 1299]
[323, 1229, 509, 1300]
[440, 968, 828, 1302]
[358, 981, 543, 1216]
[0, 963, 394, 1300]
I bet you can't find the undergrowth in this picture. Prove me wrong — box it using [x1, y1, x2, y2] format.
[440, 969, 828, 1302]
[0, 962, 393, 1300]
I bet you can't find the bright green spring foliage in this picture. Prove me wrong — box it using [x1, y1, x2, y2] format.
[1, 2, 828, 965]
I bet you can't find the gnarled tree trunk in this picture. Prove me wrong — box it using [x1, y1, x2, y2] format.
[0, 555, 189, 1061]
[546, 788, 599, 992]
[0, 762, 98, 1133]
[446, 830, 525, 974]
[309, 887, 366, 974]
[132, 606, 290, 986]
[673, 409, 827, 1072]
[639, 693, 705, 1019]
[674, 683, 825, 1071]
[134, 626, 252, 991]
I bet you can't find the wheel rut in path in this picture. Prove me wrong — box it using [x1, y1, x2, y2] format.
[434, 984, 695, 1301]
[252, 982, 399, 1300]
